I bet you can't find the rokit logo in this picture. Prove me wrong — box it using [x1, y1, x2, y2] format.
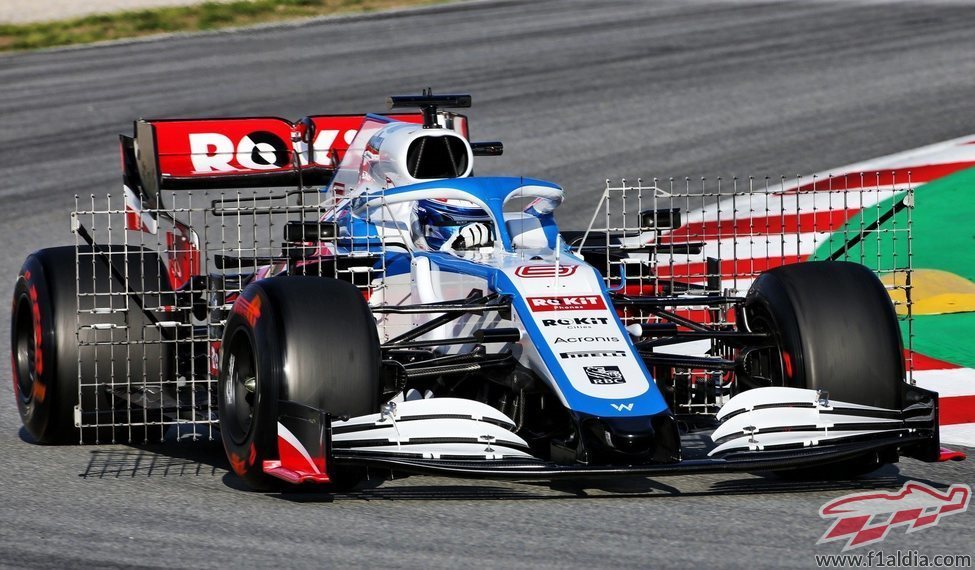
[554, 336, 619, 344]
[189, 131, 291, 172]
[559, 350, 626, 359]
[527, 296, 606, 312]
[584, 366, 626, 385]
[515, 265, 577, 278]
[541, 317, 609, 328]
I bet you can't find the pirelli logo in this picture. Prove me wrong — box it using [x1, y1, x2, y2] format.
[527, 296, 606, 312]
[559, 350, 627, 359]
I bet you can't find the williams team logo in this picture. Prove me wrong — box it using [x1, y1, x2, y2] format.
[817, 481, 971, 551]
[583, 365, 626, 385]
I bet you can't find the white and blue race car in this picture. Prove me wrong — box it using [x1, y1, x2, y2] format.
[11, 92, 961, 491]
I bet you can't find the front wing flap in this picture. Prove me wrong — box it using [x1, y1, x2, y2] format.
[331, 434, 927, 481]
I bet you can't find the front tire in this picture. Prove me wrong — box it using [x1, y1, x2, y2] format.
[744, 261, 903, 408]
[743, 261, 904, 477]
[218, 277, 381, 491]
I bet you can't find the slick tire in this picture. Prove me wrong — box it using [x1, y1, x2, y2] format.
[744, 261, 904, 477]
[11, 246, 174, 444]
[218, 277, 380, 491]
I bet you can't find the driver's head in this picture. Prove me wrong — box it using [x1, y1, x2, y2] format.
[416, 199, 493, 250]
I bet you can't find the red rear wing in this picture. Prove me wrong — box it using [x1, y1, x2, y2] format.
[129, 113, 430, 195]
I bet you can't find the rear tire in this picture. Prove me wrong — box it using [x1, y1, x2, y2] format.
[11, 246, 174, 444]
[218, 277, 380, 491]
[743, 261, 904, 477]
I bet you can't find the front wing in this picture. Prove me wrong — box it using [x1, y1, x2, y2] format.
[264, 385, 958, 485]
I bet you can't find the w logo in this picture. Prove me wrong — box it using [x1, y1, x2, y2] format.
[610, 403, 634, 412]
[818, 481, 971, 551]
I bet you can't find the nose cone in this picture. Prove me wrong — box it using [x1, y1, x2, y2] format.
[582, 412, 680, 464]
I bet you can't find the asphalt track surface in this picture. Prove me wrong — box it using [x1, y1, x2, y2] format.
[1, 1, 975, 567]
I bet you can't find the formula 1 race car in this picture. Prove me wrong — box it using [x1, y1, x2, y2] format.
[11, 92, 963, 491]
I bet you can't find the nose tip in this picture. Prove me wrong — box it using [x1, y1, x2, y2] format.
[584, 416, 657, 459]
[580, 413, 681, 464]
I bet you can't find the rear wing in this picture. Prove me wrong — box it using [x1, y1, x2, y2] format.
[116, 111, 460, 287]
[121, 113, 440, 201]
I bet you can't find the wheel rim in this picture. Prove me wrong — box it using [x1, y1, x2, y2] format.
[223, 330, 258, 445]
[740, 305, 786, 389]
[14, 295, 37, 405]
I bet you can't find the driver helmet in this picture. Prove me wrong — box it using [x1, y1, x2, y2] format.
[415, 199, 493, 250]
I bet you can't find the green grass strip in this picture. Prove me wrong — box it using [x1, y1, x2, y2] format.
[0, 0, 447, 52]
[900, 312, 975, 370]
